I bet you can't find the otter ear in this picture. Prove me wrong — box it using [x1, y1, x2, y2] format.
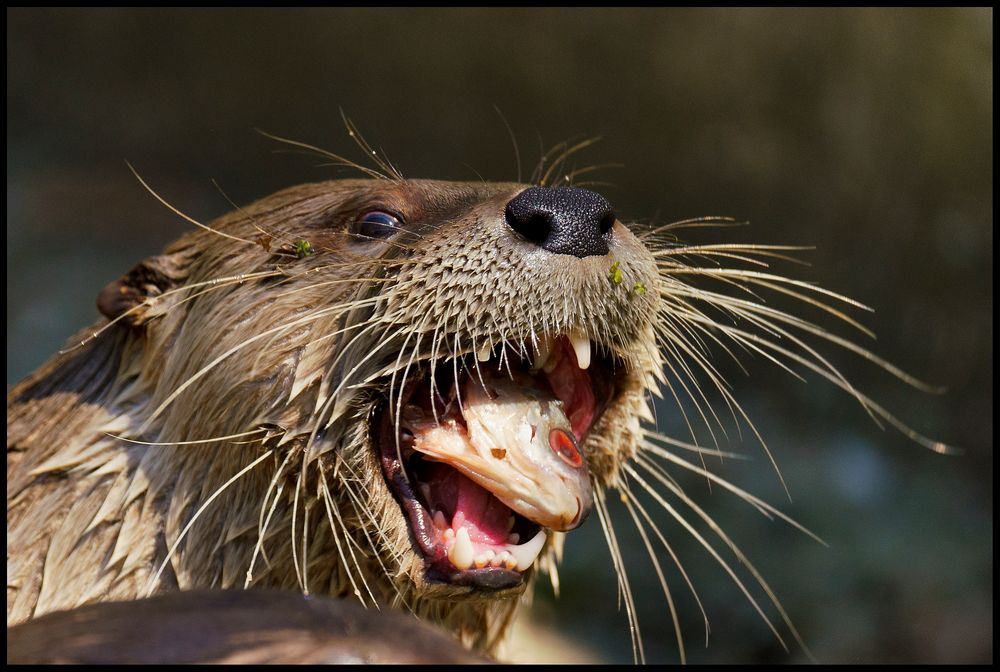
[97, 252, 190, 325]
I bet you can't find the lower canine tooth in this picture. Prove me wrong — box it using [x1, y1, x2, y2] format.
[510, 529, 548, 571]
[448, 527, 474, 570]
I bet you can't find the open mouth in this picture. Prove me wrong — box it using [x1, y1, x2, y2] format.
[376, 334, 616, 591]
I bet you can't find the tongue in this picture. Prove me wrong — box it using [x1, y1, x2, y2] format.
[424, 462, 512, 545]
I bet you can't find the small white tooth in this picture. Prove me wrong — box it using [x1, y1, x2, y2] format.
[569, 331, 591, 370]
[444, 528, 455, 541]
[506, 516, 515, 533]
[507, 532, 520, 544]
[474, 553, 490, 569]
[509, 529, 548, 571]
[531, 337, 553, 371]
[490, 555, 503, 568]
[542, 356, 559, 373]
[433, 511, 447, 530]
[476, 341, 492, 362]
[448, 527, 474, 570]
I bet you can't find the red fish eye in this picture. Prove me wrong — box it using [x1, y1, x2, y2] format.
[549, 428, 583, 468]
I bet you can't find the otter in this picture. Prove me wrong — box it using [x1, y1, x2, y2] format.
[7, 590, 491, 664]
[6, 148, 950, 662]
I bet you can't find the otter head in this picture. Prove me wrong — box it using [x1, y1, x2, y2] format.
[88, 177, 662, 648]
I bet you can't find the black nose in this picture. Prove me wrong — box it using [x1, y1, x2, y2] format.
[505, 187, 616, 258]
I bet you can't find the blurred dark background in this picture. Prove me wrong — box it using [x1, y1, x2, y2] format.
[6, 8, 991, 664]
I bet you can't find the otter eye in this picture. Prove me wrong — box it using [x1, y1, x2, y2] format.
[353, 210, 402, 240]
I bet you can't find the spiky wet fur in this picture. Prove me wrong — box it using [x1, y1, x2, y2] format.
[7, 159, 947, 660]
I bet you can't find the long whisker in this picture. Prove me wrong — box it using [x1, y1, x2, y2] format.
[637, 446, 824, 545]
[594, 488, 645, 664]
[290, 456, 305, 592]
[627, 483, 712, 648]
[256, 128, 389, 181]
[620, 482, 687, 664]
[145, 448, 273, 596]
[318, 464, 375, 607]
[126, 161, 255, 245]
[58, 269, 284, 354]
[104, 428, 266, 447]
[626, 462, 816, 660]
[246, 447, 294, 587]
[330, 454, 413, 611]
[140, 299, 382, 432]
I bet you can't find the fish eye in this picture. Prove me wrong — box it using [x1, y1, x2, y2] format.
[352, 210, 403, 240]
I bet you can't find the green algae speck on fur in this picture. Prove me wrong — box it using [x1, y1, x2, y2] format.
[293, 239, 314, 258]
[608, 261, 623, 285]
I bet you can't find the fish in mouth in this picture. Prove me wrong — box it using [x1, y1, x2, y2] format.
[377, 333, 616, 591]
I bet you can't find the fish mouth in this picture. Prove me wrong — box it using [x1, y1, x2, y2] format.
[375, 333, 617, 591]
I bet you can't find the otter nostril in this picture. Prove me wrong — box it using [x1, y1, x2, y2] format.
[505, 186, 614, 258]
[599, 213, 615, 237]
[505, 206, 553, 246]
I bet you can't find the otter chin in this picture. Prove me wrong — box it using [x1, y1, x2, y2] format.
[8, 162, 947, 660]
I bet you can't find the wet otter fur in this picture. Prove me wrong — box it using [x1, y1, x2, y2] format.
[6, 589, 490, 664]
[6, 140, 950, 661]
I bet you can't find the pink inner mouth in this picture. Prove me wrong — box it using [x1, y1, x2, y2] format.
[422, 462, 515, 545]
[378, 335, 614, 587]
[543, 338, 597, 440]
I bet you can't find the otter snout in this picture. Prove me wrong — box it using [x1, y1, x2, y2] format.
[505, 186, 616, 258]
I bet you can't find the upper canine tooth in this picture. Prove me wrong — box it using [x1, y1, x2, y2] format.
[476, 341, 492, 362]
[569, 331, 591, 370]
